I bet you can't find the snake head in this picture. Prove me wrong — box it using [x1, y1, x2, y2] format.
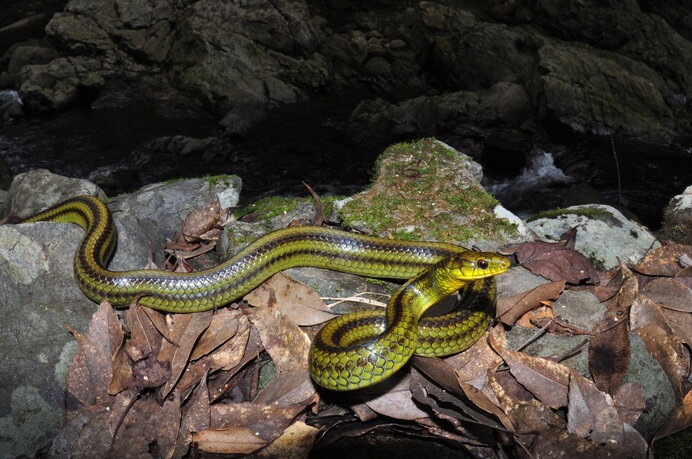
[447, 252, 510, 280]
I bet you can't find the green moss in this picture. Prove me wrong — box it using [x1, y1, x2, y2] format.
[526, 206, 615, 222]
[339, 138, 518, 244]
[234, 196, 307, 222]
[204, 174, 239, 188]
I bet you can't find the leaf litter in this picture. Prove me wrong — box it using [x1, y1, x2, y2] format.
[47, 202, 692, 457]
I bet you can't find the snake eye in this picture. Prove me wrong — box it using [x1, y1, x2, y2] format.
[477, 259, 489, 269]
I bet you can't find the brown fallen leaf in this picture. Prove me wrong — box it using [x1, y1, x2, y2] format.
[180, 199, 231, 243]
[175, 371, 211, 458]
[243, 305, 311, 373]
[156, 393, 182, 459]
[160, 310, 213, 398]
[244, 272, 334, 326]
[446, 327, 503, 384]
[486, 367, 565, 434]
[632, 323, 689, 403]
[409, 368, 506, 430]
[176, 323, 251, 393]
[509, 240, 599, 284]
[496, 280, 565, 325]
[588, 303, 631, 395]
[488, 332, 571, 409]
[641, 277, 692, 345]
[257, 420, 320, 458]
[190, 308, 242, 360]
[567, 372, 624, 444]
[193, 426, 272, 455]
[65, 301, 123, 417]
[360, 375, 429, 421]
[124, 302, 163, 362]
[632, 241, 692, 277]
[613, 383, 646, 426]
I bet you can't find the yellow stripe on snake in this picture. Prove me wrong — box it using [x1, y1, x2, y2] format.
[20, 196, 509, 390]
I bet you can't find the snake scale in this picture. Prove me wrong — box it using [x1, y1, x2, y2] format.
[19, 195, 509, 390]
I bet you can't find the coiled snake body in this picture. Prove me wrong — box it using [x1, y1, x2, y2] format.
[20, 196, 509, 390]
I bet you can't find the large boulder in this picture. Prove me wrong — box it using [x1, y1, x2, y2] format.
[660, 184, 692, 244]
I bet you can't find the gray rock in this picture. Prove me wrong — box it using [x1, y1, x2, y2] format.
[0, 89, 24, 120]
[0, 211, 165, 458]
[527, 204, 661, 270]
[7, 169, 107, 218]
[661, 185, 692, 244]
[108, 176, 241, 237]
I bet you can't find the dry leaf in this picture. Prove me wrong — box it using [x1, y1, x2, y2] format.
[190, 309, 242, 360]
[496, 280, 565, 325]
[588, 303, 631, 395]
[489, 333, 571, 409]
[160, 311, 213, 398]
[509, 241, 599, 284]
[65, 301, 123, 417]
[243, 305, 311, 373]
[632, 323, 689, 403]
[613, 383, 646, 426]
[244, 272, 334, 326]
[193, 427, 270, 454]
[360, 376, 429, 420]
[257, 421, 320, 458]
[567, 372, 624, 444]
[632, 242, 692, 276]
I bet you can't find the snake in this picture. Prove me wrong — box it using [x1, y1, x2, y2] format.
[19, 195, 509, 390]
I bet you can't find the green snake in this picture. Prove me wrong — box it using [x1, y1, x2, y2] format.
[19, 195, 509, 390]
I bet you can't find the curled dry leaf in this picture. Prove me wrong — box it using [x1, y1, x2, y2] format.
[124, 303, 163, 361]
[509, 240, 599, 284]
[632, 323, 689, 403]
[496, 280, 565, 325]
[190, 309, 242, 360]
[447, 329, 503, 385]
[193, 427, 272, 455]
[632, 242, 692, 276]
[244, 272, 334, 326]
[486, 367, 565, 434]
[65, 301, 123, 417]
[257, 420, 320, 459]
[180, 199, 231, 243]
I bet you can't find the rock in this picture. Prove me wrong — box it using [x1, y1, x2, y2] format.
[337, 138, 531, 251]
[107, 176, 241, 237]
[537, 44, 674, 143]
[526, 204, 661, 270]
[497, 266, 676, 440]
[0, 151, 12, 191]
[0, 204, 166, 459]
[341, 82, 531, 151]
[7, 169, 107, 217]
[2, 44, 59, 87]
[0, 88, 23, 120]
[660, 185, 692, 244]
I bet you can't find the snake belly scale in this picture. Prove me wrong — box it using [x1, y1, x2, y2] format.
[20, 195, 509, 390]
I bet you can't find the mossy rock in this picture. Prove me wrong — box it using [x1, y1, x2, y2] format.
[338, 138, 525, 250]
